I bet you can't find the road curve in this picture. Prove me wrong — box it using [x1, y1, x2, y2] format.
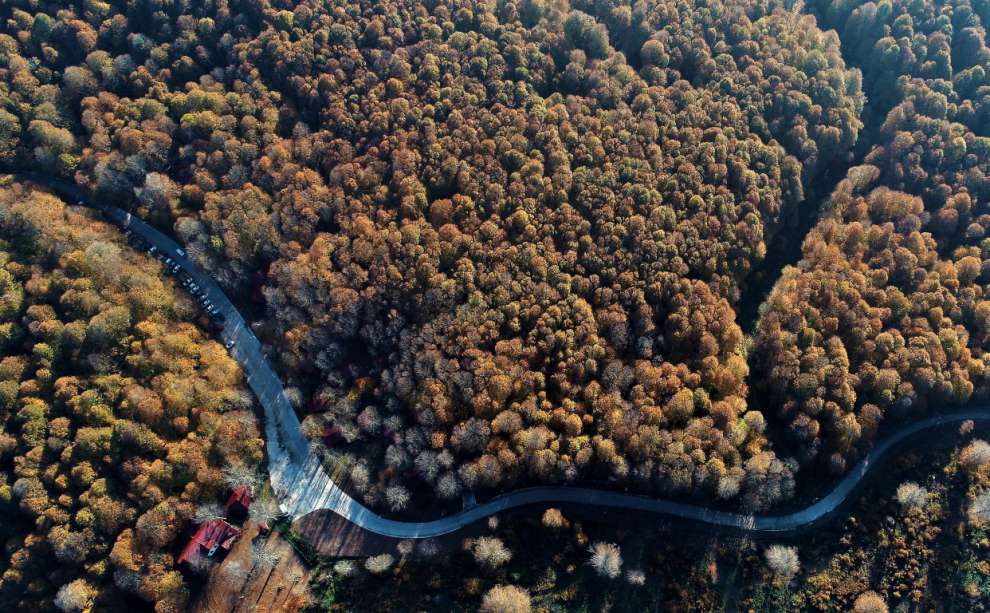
[10, 172, 990, 539]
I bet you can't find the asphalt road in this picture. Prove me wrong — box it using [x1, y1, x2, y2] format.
[12, 173, 990, 539]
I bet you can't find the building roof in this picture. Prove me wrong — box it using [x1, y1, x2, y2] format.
[225, 485, 253, 513]
[177, 519, 240, 565]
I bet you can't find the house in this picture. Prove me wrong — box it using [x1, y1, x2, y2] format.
[177, 519, 240, 565]
[225, 485, 253, 514]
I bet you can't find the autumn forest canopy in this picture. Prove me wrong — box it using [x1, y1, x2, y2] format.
[3, 0, 990, 608]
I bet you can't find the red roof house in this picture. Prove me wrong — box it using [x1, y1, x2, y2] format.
[224, 485, 253, 514]
[177, 519, 240, 565]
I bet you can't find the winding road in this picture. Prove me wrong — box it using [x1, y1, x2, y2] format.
[11, 173, 990, 539]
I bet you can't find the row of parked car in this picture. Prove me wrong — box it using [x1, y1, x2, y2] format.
[123, 230, 235, 349]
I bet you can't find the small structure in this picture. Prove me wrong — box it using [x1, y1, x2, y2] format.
[225, 485, 253, 514]
[177, 519, 240, 565]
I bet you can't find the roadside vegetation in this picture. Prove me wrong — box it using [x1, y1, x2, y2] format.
[307, 429, 990, 611]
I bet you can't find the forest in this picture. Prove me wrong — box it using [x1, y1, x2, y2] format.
[0, 0, 864, 515]
[0, 183, 264, 611]
[2, 0, 990, 610]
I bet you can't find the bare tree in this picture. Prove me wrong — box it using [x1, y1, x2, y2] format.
[224, 463, 260, 490]
[541, 508, 568, 529]
[221, 559, 250, 583]
[625, 569, 646, 586]
[188, 554, 219, 576]
[356, 406, 381, 435]
[349, 463, 371, 492]
[300, 414, 326, 440]
[895, 481, 929, 512]
[969, 490, 990, 525]
[249, 496, 281, 524]
[764, 545, 800, 583]
[385, 484, 411, 512]
[414, 449, 440, 482]
[436, 472, 461, 499]
[961, 439, 990, 471]
[396, 539, 415, 558]
[54, 579, 95, 612]
[417, 539, 440, 558]
[588, 542, 622, 579]
[333, 560, 355, 577]
[853, 591, 888, 613]
[480, 584, 531, 613]
[251, 541, 281, 572]
[113, 570, 140, 593]
[473, 536, 512, 569]
[194, 501, 226, 524]
[365, 553, 394, 575]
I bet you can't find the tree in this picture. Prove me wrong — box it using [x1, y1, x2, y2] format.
[194, 501, 226, 524]
[764, 545, 800, 583]
[384, 485, 411, 512]
[625, 570, 646, 586]
[220, 560, 248, 583]
[961, 440, 990, 471]
[969, 491, 990, 526]
[54, 579, 95, 612]
[333, 560, 355, 577]
[895, 482, 929, 512]
[249, 496, 281, 524]
[480, 584, 531, 613]
[416, 539, 440, 558]
[0, 137, 263, 613]
[853, 591, 889, 613]
[588, 542, 623, 579]
[223, 463, 260, 490]
[541, 508, 568, 530]
[251, 541, 280, 572]
[473, 537, 512, 569]
[364, 554, 394, 575]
